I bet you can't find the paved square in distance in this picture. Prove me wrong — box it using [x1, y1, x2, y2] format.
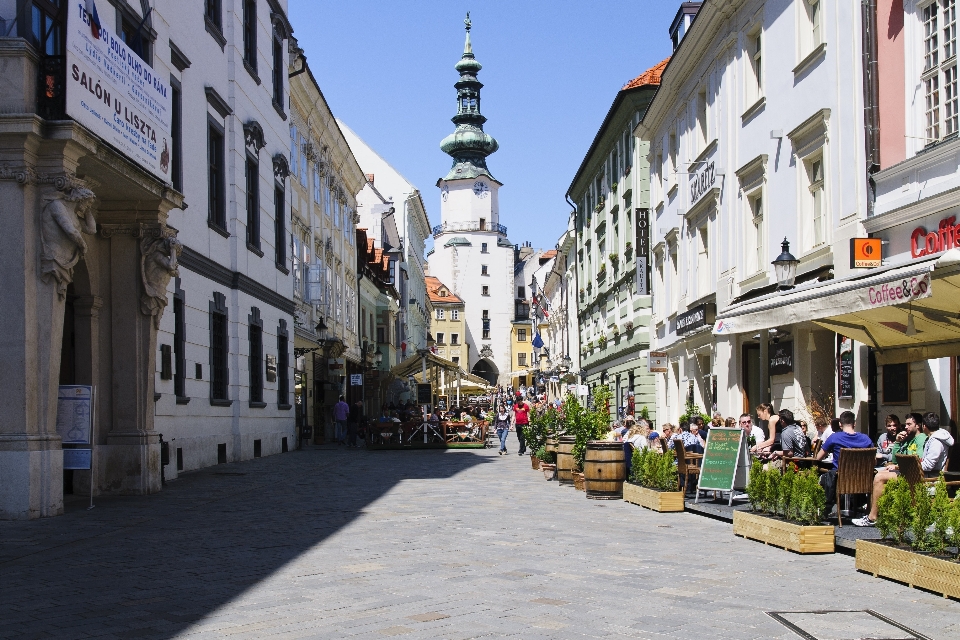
[2, 441, 958, 640]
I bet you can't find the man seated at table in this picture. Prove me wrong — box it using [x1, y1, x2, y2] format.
[738, 414, 766, 445]
[678, 422, 705, 454]
[775, 410, 809, 459]
[815, 410, 873, 519]
[855, 412, 954, 527]
[890, 413, 926, 463]
[876, 414, 902, 464]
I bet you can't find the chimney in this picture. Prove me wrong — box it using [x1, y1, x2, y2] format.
[366, 173, 375, 184]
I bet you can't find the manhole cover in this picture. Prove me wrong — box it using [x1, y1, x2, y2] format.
[767, 610, 931, 640]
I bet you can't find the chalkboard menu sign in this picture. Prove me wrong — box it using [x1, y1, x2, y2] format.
[769, 341, 794, 376]
[417, 383, 432, 405]
[838, 336, 855, 399]
[882, 363, 910, 404]
[697, 428, 748, 498]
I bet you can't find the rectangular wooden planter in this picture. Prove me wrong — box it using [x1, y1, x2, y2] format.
[622, 483, 684, 512]
[733, 510, 835, 554]
[856, 539, 960, 599]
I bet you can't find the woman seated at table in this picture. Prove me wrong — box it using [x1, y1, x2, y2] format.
[680, 422, 705, 454]
[750, 403, 781, 456]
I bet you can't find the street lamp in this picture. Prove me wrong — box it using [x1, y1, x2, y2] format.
[560, 355, 573, 372]
[374, 351, 383, 367]
[772, 238, 799, 290]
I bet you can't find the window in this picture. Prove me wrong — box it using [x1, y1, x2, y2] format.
[482, 285, 489, 296]
[205, 0, 221, 30]
[481, 242, 488, 253]
[207, 120, 226, 230]
[451, 333, 459, 345]
[518, 328, 527, 342]
[697, 225, 709, 298]
[517, 286, 525, 299]
[435, 308, 445, 320]
[452, 309, 459, 320]
[249, 308, 263, 405]
[482, 310, 489, 319]
[452, 357, 460, 365]
[805, 156, 826, 250]
[171, 80, 183, 191]
[518, 353, 527, 367]
[27, 0, 63, 56]
[274, 185, 286, 268]
[749, 30, 763, 101]
[436, 332, 445, 345]
[242, 0, 257, 72]
[696, 88, 708, 150]
[313, 167, 321, 203]
[299, 132, 307, 186]
[669, 132, 678, 187]
[481, 265, 488, 275]
[209, 292, 228, 402]
[245, 157, 260, 251]
[174, 289, 186, 398]
[479, 218, 486, 230]
[748, 192, 764, 274]
[803, 0, 822, 53]
[277, 320, 289, 407]
[289, 126, 298, 178]
[377, 326, 386, 344]
[272, 30, 284, 111]
[923, 1, 959, 143]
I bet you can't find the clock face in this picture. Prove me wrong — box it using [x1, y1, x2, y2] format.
[473, 181, 489, 197]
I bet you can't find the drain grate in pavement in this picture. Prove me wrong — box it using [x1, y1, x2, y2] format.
[766, 610, 932, 640]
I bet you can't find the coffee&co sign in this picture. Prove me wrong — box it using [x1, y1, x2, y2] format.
[910, 215, 960, 258]
[690, 161, 716, 205]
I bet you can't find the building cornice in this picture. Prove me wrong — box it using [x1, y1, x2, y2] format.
[179, 247, 294, 315]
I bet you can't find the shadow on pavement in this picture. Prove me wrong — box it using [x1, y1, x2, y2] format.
[0, 447, 492, 639]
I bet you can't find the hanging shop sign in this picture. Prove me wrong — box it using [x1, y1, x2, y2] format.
[769, 341, 794, 376]
[66, 2, 172, 181]
[689, 161, 716, 205]
[676, 303, 716, 336]
[648, 351, 668, 373]
[850, 238, 882, 268]
[910, 215, 960, 258]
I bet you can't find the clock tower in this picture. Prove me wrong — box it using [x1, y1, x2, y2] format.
[430, 13, 514, 387]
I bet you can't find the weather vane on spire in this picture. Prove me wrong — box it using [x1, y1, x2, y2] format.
[464, 11, 471, 32]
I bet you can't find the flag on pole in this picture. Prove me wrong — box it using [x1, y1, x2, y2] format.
[86, 0, 103, 39]
[532, 333, 544, 349]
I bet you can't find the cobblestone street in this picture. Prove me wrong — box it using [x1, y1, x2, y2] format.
[2, 440, 958, 640]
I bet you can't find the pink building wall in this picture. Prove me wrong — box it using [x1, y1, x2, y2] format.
[878, 0, 905, 169]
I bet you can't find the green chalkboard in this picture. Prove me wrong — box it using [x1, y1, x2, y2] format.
[697, 428, 746, 493]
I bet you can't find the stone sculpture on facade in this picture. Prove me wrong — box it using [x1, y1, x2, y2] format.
[140, 231, 182, 327]
[39, 185, 98, 299]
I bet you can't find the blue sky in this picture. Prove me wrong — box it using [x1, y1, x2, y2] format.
[289, 2, 676, 252]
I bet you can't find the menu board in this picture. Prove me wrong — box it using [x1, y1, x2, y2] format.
[838, 336, 855, 399]
[697, 428, 747, 494]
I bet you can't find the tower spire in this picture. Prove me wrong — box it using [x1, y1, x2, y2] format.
[439, 13, 498, 181]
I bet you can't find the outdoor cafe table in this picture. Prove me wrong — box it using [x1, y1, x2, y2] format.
[442, 421, 487, 444]
[783, 456, 832, 471]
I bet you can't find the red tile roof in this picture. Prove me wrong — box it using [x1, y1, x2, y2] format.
[425, 275, 463, 304]
[621, 57, 670, 91]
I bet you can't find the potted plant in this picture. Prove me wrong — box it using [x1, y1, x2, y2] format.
[733, 462, 834, 554]
[624, 241, 633, 258]
[625, 165, 632, 177]
[586, 340, 594, 350]
[594, 199, 605, 213]
[537, 447, 557, 479]
[856, 475, 960, 598]
[609, 252, 619, 268]
[596, 264, 606, 282]
[598, 335, 608, 348]
[678, 401, 710, 426]
[612, 325, 621, 337]
[623, 447, 685, 512]
[611, 182, 618, 194]
[624, 320, 635, 333]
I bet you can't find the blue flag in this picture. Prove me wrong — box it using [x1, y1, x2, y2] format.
[532, 332, 544, 349]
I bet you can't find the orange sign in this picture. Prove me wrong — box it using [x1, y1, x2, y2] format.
[850, 237, 882, 268]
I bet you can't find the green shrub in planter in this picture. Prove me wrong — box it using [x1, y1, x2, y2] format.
[630, 446, 678, 491]
[930, 476, 952, 555]
[876, 476, 912, 546]
[745, 460, 766, 513]
[535, 446, 556, 464]
[778, 466, 797, 518]
[911, 482, 935, 552]
[948, 489, 960, 559]
[745, 464, 824, 525]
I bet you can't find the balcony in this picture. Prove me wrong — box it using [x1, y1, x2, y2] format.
[432, 221, 508, 238]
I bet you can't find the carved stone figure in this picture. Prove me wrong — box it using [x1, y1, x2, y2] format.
[140, 232, 182, 327]
[40, 186, 98, 299]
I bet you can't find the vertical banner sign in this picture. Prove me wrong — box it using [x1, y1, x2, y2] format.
[636, 208, 650, 295]
[66, 2, 172, 181]
[697, 428, 748, 504]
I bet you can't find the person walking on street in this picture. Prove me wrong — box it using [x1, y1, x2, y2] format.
[348, 400, 364, 448]
[513, 398, 530, 455]
[333, 395, 350, 445]
[494, 404, 511, 455]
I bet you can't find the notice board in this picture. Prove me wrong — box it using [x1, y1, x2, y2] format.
[697, 428, 748, 495]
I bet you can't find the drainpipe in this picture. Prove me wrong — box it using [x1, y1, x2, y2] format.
[862, 0, 881, 217]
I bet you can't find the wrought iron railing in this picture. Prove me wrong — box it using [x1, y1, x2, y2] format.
[432, 221, 508, 238]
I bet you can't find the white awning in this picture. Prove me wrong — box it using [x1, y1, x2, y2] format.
[713, 250, 960, 365]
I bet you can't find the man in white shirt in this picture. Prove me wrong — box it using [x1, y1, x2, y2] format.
[738, 414, 765, 443]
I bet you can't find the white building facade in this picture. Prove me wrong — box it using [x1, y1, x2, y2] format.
[427, 16, 514, 387]
[639, 0, 869, 426]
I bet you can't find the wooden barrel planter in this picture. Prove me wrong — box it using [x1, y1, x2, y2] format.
[583, 440, 626, 499]
[545, 436, 558, 453]
[530, 455, 540, 470]
[556, 436, 575, 486]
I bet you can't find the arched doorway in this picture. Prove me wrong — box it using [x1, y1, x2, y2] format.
[471, 358, 499, 386]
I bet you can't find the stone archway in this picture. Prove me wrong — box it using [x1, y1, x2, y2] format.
[471, 358, 499, 386]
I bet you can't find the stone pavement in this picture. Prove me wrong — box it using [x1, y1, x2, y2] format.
[2, 436, 958, 640]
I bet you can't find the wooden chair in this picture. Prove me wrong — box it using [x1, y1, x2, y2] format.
[675, 444, 703, 496]
[834, 448, 876, 528]
[896, 455, 960, 492]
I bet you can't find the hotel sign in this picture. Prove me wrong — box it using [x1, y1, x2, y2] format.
[66, 2, 172, 181]
[690, 161, 716, 205]
[676, 303, 716, 336]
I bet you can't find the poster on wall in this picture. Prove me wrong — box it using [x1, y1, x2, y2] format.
[56, 385, 93, 444]
[838, 336, 855, 399]
[66, 2, 172, 181]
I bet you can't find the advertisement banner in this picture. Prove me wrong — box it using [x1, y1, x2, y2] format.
[66, 2, 172, 181]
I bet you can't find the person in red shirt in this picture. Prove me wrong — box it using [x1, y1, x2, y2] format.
[513, 400, 530, 455]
